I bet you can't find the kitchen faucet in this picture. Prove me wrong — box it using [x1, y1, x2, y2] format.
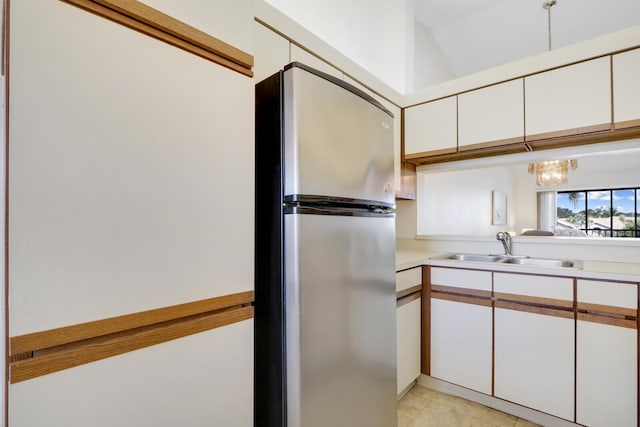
[496, 231, 512, 256]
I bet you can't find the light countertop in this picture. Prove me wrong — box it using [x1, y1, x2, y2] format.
[397, 249, 640, 283]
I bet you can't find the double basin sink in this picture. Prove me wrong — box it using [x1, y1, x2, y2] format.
[437, 253, 580, 269]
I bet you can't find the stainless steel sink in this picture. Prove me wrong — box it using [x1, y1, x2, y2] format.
[434, 253, 580, 269]
[437, 253, 503, 262]
[501, 257, 576, 268]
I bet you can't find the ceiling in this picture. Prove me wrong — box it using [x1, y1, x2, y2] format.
[414, 0, 640, 80]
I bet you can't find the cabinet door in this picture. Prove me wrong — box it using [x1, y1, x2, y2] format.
[404, 96, 457, 158]
[397, 298, 422, 394]
[458, 79, 524, 150]
[376, 98, 406, 198]
[613, 47, 640, 129]
[494, 309, 574, 421]
[396, 267, 422, 293]
[431, 298, 492, 394]
[525, 57, 611, 140]
[577, 321, 637, 427]
[9, 0, 254, 337]
[253, 21, 290, 83]
[576, 279, 638, 427]
[9, 320, 254, 427]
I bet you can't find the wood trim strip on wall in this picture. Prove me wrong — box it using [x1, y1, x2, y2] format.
[60, 0, 254, 77]
[493, 291, 573, 310]
[495, 300, 574, 320]
[10, 290, 254, 356]
[9, 305, 253, 384]
[396, 291, 420, 308]
[396, 284, 422, 300]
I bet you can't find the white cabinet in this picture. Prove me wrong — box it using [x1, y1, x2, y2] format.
[429, 268, 492, 394]
[494, 273, 574, 421]
[431, 299, 492, 394]
[253, 21, 290, 83]
[576, 279, 638, 427]
[396, 267, 422, 394]
[9, 0, 255, 336]
[404, 96, 457, 158]
[397, 298, 421, 394]
[525, 57, 612, 140]
[396, 267, 422, 293]
[458, 79, 524, 150]
[613, 48, 640, 129]
[9, 320, 254, 427]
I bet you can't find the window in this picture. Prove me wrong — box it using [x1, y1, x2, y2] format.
[557, 188, 640, 237]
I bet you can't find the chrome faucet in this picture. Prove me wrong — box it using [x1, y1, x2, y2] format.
[496, 231, 512, 256]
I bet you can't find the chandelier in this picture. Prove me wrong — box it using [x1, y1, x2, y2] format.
[528, 159, 578, 186]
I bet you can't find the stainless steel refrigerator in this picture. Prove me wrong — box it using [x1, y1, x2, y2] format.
[255, 62, 397, 427]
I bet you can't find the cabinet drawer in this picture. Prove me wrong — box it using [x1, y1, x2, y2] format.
[396, 267, 422, 293]
[494, 273, 572, 301]
[430, 267, 491, 292]
[577, 279, 637, 309]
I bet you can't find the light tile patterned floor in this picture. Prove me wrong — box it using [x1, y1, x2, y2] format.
[398, 384, 541, 427]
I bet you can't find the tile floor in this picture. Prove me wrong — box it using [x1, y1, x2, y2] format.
[398, 384, 541, 427]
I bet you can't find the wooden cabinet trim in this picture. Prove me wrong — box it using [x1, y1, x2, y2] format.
[577, 312, 636, 329]
[457, 136, 525, 152]
[524, 123, 612, 142]
[431, 291, 492, 308]
[614, 118, 640, 129]
[495, 300, 574, 320]
[430, 284, 491, 299]
[493, 291, 573, 310]
[10, 290, 254, 356]
[397, 291, 421, 308]
[397, 284, 423, 300]
[405, 146, 457, 160]
[61, 0, 254, 76]
[9, 305, 253, 384]
[577, 302, 636, 318]
[422, 267, 431, 376]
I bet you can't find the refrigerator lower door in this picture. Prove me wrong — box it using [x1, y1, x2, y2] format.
[285, 213, 397, 427]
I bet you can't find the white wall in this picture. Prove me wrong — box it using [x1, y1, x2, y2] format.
[264, 0, 413, 93]
[413, 21, 456, 90]
[396, 199, 417, 239]
[417, 167, 516, 236]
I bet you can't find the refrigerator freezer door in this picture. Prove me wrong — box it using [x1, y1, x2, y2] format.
[285, 213, 397, 427]
[283, 65, 395, 206]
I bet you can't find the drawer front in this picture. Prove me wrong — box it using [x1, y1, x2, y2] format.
[494, 273, 572, 300]
[430, 267, 492, 292]
[396, 267, 422, 293]
[577, 279, 638, 309]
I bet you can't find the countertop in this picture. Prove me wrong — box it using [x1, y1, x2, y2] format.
[396, 249, 640, 283]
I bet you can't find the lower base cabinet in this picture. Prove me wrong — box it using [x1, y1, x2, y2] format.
[577, 320, 637, 427]
[431, 298, 492, 395]
[494, 308, 574, 421]
[9, 320, 254, 427]
[397, 297, 422, 394]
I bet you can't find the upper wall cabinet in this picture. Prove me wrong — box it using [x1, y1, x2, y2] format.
[253, 22, 290, 83]
[613, 48, 640, 129]
[458, 79, 524, 151]
[525, 57, 612, 141]
[404, 96, 457, 159]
